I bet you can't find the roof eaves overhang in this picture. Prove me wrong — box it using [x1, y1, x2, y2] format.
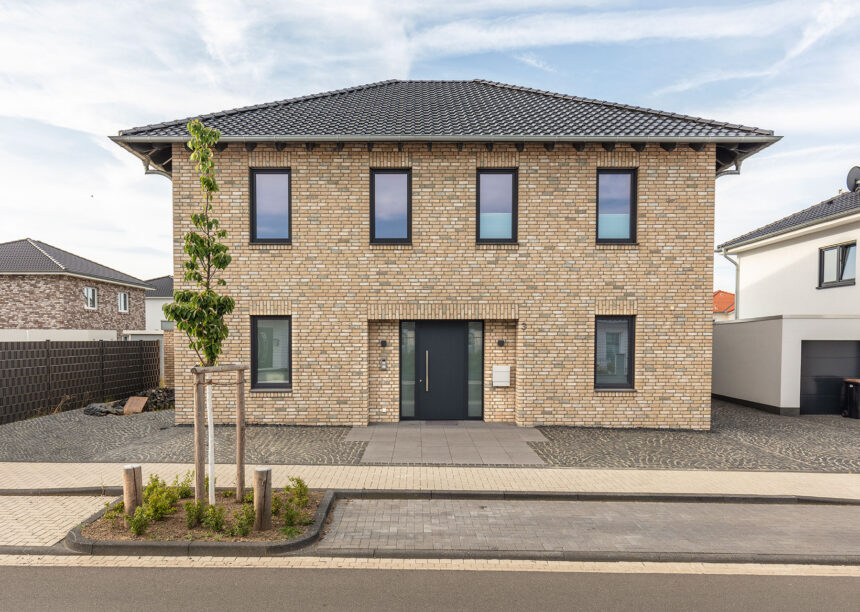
[111, 133, 781, 179]
[716, 209, 860, 254]
[0, 271, 152, 290]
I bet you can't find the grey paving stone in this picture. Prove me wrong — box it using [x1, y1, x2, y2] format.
[318, 499, 860, 556]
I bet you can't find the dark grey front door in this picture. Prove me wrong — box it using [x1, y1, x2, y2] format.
[415, 321, 468, 420]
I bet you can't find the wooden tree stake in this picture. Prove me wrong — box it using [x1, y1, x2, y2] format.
[254, 467, 273, 531]
[236, 369, 246, 500]
[122, 464, 143, 516]
[194, 372, 206, 502]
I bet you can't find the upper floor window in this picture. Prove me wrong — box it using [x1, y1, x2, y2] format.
[371, 169, 411, 243]
[819, 242, 856, 288]
[597, 169, 637, 243]
[251, 316, 292, 390]
[595, 316, 635, 389]
[477, 169, 517, 243]
[83, 287, 97, 310]
[117, 292, 129, 313]
[251, 169, 291, 243]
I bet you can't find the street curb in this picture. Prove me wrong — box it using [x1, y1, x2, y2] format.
[63, 491, 335, 557]
[0, 487, 123, 497]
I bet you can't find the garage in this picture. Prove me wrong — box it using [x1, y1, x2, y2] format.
[799, 341, 860, 414]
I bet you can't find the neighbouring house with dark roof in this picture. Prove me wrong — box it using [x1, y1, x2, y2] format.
[712, 290, 735, 321]
[144, 275, 174, 330]
[713, 167, 860, 416]
[113, 79, 778, 429]
[0, 238, 149, 340]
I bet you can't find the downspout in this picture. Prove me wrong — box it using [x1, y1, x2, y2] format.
[720, 248, 739, 320]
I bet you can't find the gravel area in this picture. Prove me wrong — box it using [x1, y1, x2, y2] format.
[0, 409, 365, 464]
[531, 399, 860, 473]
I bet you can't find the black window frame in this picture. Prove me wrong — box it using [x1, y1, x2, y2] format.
[250, 315, 292, 391]
[596, 168, 638, 244]
[818, 241, 857, 289]
[476, 168, 518, 244]
[370, 168, 412, 244]
[594, 315, 636, 390]
[250, 168, 292, 244]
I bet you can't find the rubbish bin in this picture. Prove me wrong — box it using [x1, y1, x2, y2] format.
[843, 379, 860, 419]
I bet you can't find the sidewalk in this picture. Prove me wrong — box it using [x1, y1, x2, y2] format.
[3, 462, 859, 499]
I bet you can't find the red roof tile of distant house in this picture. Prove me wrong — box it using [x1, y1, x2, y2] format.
[713, 290, 735, 314]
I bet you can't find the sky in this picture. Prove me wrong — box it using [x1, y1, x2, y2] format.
[0, 0, 858, 289]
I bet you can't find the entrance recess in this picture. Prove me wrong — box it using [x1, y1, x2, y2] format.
[400, 321, 483, 420]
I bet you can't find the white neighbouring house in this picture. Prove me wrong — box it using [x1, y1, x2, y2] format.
[143, 276, 173, 331]
[713, 167, 860, 416]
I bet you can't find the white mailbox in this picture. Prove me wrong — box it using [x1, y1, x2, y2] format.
[492, 365, 511, 387]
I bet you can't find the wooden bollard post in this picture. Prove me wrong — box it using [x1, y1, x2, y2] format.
[236, 369, 246, 500]
[254, 467, 272, 531]
[194, 372, 206, 502]
[122, 464, 143, 516]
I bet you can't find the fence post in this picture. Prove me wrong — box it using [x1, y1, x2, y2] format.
[99, 340, 105, 400]
[123, 464, 143, 516]
[45, 340, 53, 409]
[254, 467, 272, 531]
[236, 369, 246, 500]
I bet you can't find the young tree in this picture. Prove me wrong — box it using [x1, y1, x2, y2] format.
[164, 120, 235, 504]
[163, 120, 234, 366]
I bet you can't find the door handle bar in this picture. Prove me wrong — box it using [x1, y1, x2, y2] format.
[425, 350, 429, 392]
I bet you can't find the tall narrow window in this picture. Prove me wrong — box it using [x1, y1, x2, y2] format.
[251, 316, 292, 389]
[84, 287, 97, 310]
[597, 169, 637, 243]
[400, 322, 416, 418]
[251, 169, 291, 243]
[117, 292, 129, 313]
[595, 316, 635, 389]
[477, 169, 517, 243]
[819, 242, 856, 288]
[467, 321, 484, 418]
[371, 169, 411, 243]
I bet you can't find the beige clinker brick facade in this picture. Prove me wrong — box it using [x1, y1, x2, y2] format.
[172, 141, 713, 429]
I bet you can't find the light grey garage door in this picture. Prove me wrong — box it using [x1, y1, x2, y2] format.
[799, 340, 860, 415]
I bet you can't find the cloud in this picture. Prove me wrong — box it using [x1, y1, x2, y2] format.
[512, 52, 555, 72]
[653, 0, 860, 95]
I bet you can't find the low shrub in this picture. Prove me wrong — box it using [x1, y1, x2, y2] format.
[201, 504, 226, 532]
[128, 506, 149, 536]
[271, 494, 283, 516]
[242, 490, 254, 504]
[228, 504, 255, 537]
[285, 477, 309, 509]
[184, 500, 204, 529]
[280, 525, 302, 539]
[173, 472, 194, 499]
[103, 500, 124, 520]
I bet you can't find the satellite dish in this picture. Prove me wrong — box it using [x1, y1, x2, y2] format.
[848, 166, 860, 192]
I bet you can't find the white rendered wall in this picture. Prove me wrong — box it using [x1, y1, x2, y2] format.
[145, 297, 171, 330]
[712, 317, 783, 407]
[736, 219, 860, 319]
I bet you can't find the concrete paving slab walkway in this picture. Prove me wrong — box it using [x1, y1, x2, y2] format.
[2, 463, 859, 500]
[0, 496, 107, 546]
[318, 498, 860, 558]
[346, 421, 545, 465]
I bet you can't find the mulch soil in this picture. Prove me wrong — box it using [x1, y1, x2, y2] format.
[82, 490, 323, 543]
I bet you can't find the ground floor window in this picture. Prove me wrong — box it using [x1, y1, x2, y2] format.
[595, 316, 634, 389]
[251, 316, 291, 389]
[400, 322, 416, 417]
[467, 321, 483, 417]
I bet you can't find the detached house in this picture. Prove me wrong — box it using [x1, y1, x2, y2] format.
[0, 238, 148, 340]
[113, 80, 778, 428]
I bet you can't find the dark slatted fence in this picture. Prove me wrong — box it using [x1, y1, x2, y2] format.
[0, 340, 160, 424]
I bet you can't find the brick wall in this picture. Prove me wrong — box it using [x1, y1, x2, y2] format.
[0, 275, 145, 337]
[171, 142, 713, 429]
[163, 329, 175, 387]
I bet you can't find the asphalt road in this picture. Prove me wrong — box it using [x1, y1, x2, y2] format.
[1, 567, 858, 611]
